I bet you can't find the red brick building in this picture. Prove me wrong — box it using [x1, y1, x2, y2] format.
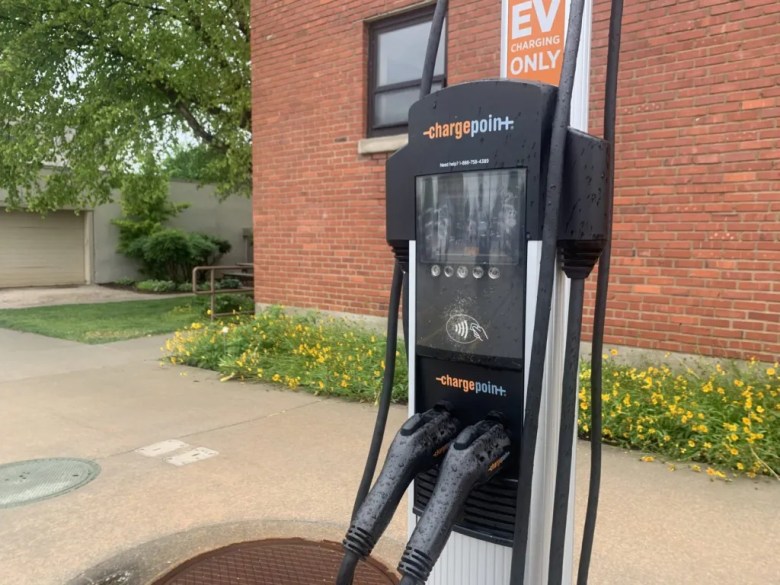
[251, 0, 780, 362]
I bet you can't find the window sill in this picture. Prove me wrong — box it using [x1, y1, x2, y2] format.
[357, 133, 408, 155]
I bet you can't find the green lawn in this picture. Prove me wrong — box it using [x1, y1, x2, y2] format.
[0, 297, 204, 344]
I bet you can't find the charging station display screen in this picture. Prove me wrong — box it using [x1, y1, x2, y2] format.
[417, 169, 526, 266]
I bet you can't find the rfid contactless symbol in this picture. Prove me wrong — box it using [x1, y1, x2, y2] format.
[446, 314, 489, 344]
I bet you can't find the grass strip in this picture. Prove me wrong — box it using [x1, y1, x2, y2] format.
[0, 297, 204, 344]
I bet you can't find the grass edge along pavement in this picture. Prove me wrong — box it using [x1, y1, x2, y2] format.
[165, 307, 780, 479]
[0, 296, 251, 344]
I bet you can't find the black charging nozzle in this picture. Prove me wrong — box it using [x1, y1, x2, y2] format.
[337, 403, 460, 585]
[397, 416, 512, 585]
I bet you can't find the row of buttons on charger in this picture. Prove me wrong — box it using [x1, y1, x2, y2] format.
[430, 265, 500, 279]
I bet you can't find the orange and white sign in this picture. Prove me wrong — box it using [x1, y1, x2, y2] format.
[502, 0, 566, 85]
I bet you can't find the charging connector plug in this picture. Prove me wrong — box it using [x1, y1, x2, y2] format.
[338, 404, 460, 584]
[398, 416, 511, 585]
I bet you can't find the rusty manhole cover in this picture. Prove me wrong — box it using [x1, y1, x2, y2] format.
[152, 538, 398, 585]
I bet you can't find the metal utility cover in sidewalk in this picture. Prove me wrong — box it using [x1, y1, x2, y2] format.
[153, 539, 398, 585]
[0, 458, 100, 509]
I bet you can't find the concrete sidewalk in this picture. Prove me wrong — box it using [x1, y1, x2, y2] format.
[0, 284, 188, 310]
[0, 329, 777, 585]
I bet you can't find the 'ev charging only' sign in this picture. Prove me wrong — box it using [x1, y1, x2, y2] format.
[501, 0, 566, 85]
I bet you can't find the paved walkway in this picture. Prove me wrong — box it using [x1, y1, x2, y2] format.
[0, 284, 187, 310]
[0, 329, 777, 585]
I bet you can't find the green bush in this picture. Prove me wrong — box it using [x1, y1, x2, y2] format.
[114, 277, 136, 287]
[112, 172, 189, 254]
[217, 277, 243, 290]
[111, 179, 231, 283]
[126, 228, 231, 282]
[136, 279, 178, 293]
[204, 294, 254, 316]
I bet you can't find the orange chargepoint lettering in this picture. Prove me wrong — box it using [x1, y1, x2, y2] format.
[435, 374, 508, 397]
[433, 445, 449, 458]
[423, 115, 514, 141]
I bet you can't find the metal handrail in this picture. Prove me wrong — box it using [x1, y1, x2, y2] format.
[192, 264, 254, 321]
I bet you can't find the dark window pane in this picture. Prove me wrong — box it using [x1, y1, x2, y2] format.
[377, 20, 446, 87]
[374, 82, 442, 128]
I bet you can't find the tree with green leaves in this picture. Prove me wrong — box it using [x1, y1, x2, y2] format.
[0, 0, 250, 212]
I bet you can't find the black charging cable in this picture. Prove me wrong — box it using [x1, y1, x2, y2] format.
[350, 261, 404, 520]
[339, 2, 447, 582]
[577, 1, 623, 583]
[420, 0, 448, 99]
[350, 0, 447, 518]
[509, 0, 588, 581]
[338, 261, 403, 585]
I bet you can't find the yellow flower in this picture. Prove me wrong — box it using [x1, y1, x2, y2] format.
[729, 448, 738, 456]
[640, 456, 655, 463]
[691, 464, 701, 472]
[767, 367, 776, 376]
[610, 348, 618, 356]
[272, 373, 281, 382]
[688, 440, 695, 448]
[737, 462, 745, 470]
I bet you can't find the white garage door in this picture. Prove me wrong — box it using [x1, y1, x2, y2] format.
[0, 209, 86, 288]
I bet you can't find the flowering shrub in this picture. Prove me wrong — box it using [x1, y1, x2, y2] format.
[165, 307, 407, 403]
[165, 310, 779, 476]
[579, 352, 780, 478]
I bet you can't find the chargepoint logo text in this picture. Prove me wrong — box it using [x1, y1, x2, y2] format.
[434, 374, 508, 398]
[423, 114, 514, 140]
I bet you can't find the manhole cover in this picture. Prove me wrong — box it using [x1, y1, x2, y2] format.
[152, 538, 398, 585]
[0, 458, 100, 508]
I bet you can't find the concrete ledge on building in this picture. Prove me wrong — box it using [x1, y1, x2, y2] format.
[357, 134, 408, 155]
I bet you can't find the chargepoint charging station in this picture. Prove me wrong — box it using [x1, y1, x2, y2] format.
[338, 0, 624, 584]
[387, 80, 606, 585]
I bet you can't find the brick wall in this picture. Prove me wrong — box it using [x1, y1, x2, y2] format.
[251, 0, 780, 361]
[586, 0, 780, 361]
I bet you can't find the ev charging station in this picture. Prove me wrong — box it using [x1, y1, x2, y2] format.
[338, 0, 622, 584]
[388, 80, 607, 585]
